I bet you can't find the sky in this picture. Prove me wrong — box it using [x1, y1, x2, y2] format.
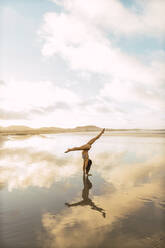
[0, 0, 165, 129]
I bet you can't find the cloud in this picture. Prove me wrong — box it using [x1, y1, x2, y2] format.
[40, 10, 157, 82]
[96, 76, 165, 128]
[30, 101, 71, 116]
[39, 152, 165, 248]
[40, 0, 165, 76]
[40, 0, 165, 80]
[39, 0, 165, 129]
[0, 80, 79, 111]
[100, 78, 165, 110]
[1, 1, 164, 129]
[0, 80, 5, 85]
[1, 77, 163, 128]
[4, 136, 163, 191]
[95, 152, 165, 188]
[52, 0, 165, 37]
[0, 79, 80, 124]
[1, 132, 164, 248]
[0, 108, 28, 120]
[0, 147, 80, 191]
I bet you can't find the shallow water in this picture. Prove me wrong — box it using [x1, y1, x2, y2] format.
[0, 133, 165, 248]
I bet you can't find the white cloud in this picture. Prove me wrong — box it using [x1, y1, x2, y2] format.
[1, 77, 164, 128]
[40, 0, 164, 84]
[0, 79, 84, 127]
[0, 80, 79, 112]
[0, 147, 80, 191]
[1, 0, 164, 129]
[40, 151, 165, 248]
[38, 0, 165, 129]
[51, 0, 165, 37]
[100, 78, 165, 110]
[97, 79, 165, 128]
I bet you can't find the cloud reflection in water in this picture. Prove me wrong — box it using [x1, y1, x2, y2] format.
[0, 134, 165, 248]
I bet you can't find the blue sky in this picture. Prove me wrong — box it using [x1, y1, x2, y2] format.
[0, 0, 165, 128]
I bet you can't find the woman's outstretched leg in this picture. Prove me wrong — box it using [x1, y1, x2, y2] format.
[64, 144, 91, 153]
[64, 129, 105, 153]
[87, 128, 105, 145]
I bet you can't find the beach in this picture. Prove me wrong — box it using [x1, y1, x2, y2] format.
[0, 132, 165, 247]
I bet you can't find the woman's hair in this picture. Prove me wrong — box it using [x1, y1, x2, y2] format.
[86, 159, 92, 174]
[88, 159, 92, 166]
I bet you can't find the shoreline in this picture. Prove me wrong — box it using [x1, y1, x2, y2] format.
[0, 131, 165, 138]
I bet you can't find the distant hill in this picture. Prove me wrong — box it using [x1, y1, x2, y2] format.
[0, 125, 33, 131]
[74, 125, 101, 131]
[0, 125, 101, 134]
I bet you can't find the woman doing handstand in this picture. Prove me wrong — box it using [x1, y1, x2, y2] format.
[64, 128, 105, 175]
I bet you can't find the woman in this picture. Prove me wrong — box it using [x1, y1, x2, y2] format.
[65, 128, 105, 175]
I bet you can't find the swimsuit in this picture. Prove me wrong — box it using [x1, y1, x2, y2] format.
[82, 150, 89, 160]
[82, 153, 86, 159]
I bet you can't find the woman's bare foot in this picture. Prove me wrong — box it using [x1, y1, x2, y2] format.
[64, 149, 70, 153]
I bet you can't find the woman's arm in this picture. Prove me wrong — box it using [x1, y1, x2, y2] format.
[83, 158, 89, 174]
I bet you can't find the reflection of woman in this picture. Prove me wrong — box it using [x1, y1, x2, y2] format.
[65, 175, 106, 218]
[65, 128, 105, 175]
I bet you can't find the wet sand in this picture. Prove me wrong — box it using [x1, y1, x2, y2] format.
[0, 130, 165, 138]
[0, 133, 165, 248]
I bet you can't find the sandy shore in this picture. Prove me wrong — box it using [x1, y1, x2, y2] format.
[0, 131, 165, 138]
